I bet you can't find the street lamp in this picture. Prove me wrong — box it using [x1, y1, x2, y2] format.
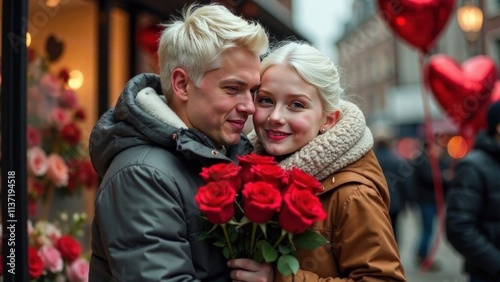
[457, 0, 483, 53]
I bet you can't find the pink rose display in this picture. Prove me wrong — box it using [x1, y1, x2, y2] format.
[27, 147, 48, 177]
[0, 218, 89, 281]
[38, 245, 63, 272]
[48, 107, 70, 129]
[27, 126, 42, 148]
[46, 154, 69, 187]
[66, 258, 89, 282]
[39, 73, 61, 98]
[60, 89, 79, 109]
[0, 48, 98, 282]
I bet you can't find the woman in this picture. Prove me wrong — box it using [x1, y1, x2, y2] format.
[228, 42, 406, 281]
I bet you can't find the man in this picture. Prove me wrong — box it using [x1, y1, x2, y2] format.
[88, 4, 269, 281]
[446, 100, 500, 282]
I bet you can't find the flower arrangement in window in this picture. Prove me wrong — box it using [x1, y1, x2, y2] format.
[25, 48, 98, 219]
[0, 213, 89, 281]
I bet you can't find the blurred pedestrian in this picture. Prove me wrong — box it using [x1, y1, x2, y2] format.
[413, 136, 453, 270]
[372, 123, 413, 244]
[446, 101, 500, 282]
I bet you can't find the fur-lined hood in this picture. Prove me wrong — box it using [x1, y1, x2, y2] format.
[89, 73, 252, 177]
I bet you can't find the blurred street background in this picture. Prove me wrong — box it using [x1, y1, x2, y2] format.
[398, 207, 467, 282]
[2, 0, 498, 280]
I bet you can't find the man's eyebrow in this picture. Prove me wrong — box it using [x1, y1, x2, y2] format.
[220, 78, 248, 86]
[220, 79, 261, 89]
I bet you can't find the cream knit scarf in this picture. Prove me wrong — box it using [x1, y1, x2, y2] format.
[248, 100, 374, 181]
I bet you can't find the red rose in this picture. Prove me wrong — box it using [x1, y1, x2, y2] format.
[60, 89, 78, 109]
[60, 123, 82, 145]
[250, 164, 288, 190]
[27, 126, 41, 148]
[28, 199, 39, 216]
[28, 48, 36, 63]
[76, 160, 99, 188]
[195, 181, 236, 225]
[74, 108, 86, 120]
[28, 181, 44, 198]
[242, 182, 282, 223]
[67, 172, 79, 192]
[28, 246, 44, 279]
[58, 68, 70, 83]
[56, 235, 82, 262]
[200, 162, 242, 192]
[279, 188, 326, 234]
[287, 167, 323, 194]
[237, 153, 276, 167]
[237, 153, 276, 183]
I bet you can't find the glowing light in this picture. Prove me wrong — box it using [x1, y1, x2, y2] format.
[448, 136, 468, 159]
[26, 32, 31, 47]
[46, 0, 60, 8]
[457, 1, 483, 42]
[397, 138, 419, 159]
[68, 70, 84, 90]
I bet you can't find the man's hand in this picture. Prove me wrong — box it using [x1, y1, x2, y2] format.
[227, 258, 274, 282]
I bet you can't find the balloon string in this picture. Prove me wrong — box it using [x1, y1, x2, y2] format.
[418, 52, 446, 272]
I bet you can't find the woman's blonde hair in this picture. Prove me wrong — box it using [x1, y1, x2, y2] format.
[260, 41, 343, 114]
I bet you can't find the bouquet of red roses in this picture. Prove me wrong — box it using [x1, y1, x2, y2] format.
[194, 153, 328, 276]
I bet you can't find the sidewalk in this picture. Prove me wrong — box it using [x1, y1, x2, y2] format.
[397, 207, 468, 282]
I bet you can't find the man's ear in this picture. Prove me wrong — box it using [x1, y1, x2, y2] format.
[171, 68, 189, 102]
[324, 110, 340, 130]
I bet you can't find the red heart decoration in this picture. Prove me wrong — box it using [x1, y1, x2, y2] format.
[377, 0, 455, 53]
[460, 81, 500, 146]
[424, 55, 497, 126]
[138, 23, 162, 55]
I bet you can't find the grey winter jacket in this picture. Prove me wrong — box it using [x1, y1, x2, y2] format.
[88, 73, 253, 281]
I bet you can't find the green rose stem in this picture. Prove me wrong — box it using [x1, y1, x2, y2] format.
[235, 200, 244, 213]
[273, 230, 288, 249]
[221, 224, 235, 259]
[250, 223, 258, 256]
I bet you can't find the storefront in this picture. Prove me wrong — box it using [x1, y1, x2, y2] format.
[1, 0, 307, 280]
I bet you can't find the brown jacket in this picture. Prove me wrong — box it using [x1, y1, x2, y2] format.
[275, 151, 406, 281]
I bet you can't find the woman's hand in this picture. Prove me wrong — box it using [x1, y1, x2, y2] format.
[227, 258, 274, 282]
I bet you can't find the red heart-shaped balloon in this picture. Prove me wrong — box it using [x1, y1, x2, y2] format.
[377, 0, 455, 53]
[424, 55, 497, 125]
[461, 81, 500, 143]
